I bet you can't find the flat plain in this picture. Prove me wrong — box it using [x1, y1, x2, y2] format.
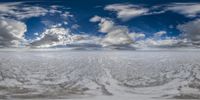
[0, 49, 199, 100]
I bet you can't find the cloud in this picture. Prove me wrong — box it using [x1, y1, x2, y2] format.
[65, 35, 102, 50]
[154, 31, 166, 37]
[49, 5, 73, 19]
[104, 3, 200, 20]
[71, 24, 80, 29]
[30, 27, 100, 48]
[165, 3, 200, 17]
[15, 6, 48, 19]
[0, 18, 27, 47]
[0, 2, 73, 20]
[0, 2, 48, 20]
[30, 27, 72, 47]
[0, 2, 21, 12]
[49, 9, 62, 14]
[138, 38, 180, 48]
[133, 31, 186, 48]
[90, 16, 102, 22]
[105, 3, 149, 21]
[90, 16, 183, 49]
[177, 19, 200, 46]
[102, 26, 133, 47]
[90, 16, 135, 47]
[61, 12, 74, 18]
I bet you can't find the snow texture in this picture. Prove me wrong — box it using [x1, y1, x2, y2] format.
[0, 49, 200, 99]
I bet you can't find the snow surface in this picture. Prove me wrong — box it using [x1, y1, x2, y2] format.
[0, 49, 200, 99]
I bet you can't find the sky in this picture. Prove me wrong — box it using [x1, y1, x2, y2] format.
[0, 0, 200, 49]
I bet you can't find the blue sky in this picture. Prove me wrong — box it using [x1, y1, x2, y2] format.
[0, 0, 200, 49]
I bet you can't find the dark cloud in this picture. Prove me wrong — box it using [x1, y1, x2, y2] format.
[177, 19, 200, 46]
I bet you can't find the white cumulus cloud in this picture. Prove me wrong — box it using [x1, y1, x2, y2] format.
[0, 18, 27, 47]
[30, 27, 72, 48]
[90, 16, 145, 47]
[30, 27, 100, 48]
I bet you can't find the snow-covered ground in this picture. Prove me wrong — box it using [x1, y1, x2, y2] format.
[0, 49, 200, 99]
